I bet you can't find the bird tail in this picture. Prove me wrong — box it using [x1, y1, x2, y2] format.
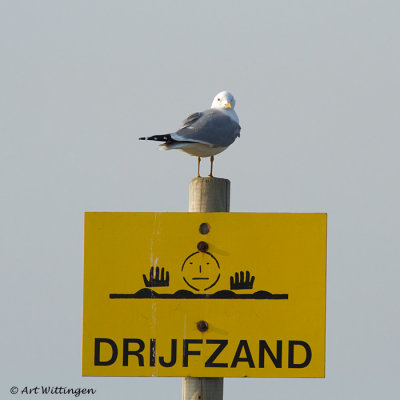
[139, 134, 172, 142]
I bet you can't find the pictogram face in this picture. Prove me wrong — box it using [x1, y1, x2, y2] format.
[181, 251, 220, 292]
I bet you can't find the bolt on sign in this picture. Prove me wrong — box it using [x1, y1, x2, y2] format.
[82, 213, 327, 378]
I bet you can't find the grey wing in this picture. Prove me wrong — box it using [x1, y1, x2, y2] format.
[181, 112, 203, 128]
[172, 109, 241, 147]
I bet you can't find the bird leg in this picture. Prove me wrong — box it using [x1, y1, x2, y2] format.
[197, 157, 201, 177]
[208, 156, 214, 177]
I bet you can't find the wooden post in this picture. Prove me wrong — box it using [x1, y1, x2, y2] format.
[182, 176, 230, 400]
[189, 177, 230, 213]
[182, 377, 223, 400]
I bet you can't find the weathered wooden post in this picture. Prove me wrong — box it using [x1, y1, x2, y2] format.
[182, 176, 230, 400]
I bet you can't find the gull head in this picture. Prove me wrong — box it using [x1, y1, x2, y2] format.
[211, 90, 236, 110]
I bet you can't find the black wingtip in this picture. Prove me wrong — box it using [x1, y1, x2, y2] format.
[138, 134, 173, 143]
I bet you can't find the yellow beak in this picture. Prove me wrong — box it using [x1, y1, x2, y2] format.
[225, 102, 232, 109]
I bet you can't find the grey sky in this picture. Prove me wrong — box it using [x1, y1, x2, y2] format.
[1, 0, 399, 398]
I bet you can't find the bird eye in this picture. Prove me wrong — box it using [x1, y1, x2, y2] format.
[217, 98, 220, 101]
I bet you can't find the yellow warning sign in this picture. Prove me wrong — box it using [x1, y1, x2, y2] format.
[82, 213, 326, 378]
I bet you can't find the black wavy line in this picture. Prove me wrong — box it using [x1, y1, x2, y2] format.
[110, 288, 288, 299]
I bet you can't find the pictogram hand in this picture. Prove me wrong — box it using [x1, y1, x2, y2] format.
[230, 270, 255, 290]
[143, 266, 170, 287]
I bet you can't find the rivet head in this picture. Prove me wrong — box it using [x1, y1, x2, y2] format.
[197, 241, 208, 252]
[197, 320, 208, 332]
[199, 223, 210, 234]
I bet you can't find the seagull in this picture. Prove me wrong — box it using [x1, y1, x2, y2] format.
[139, 91, 241, 177]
